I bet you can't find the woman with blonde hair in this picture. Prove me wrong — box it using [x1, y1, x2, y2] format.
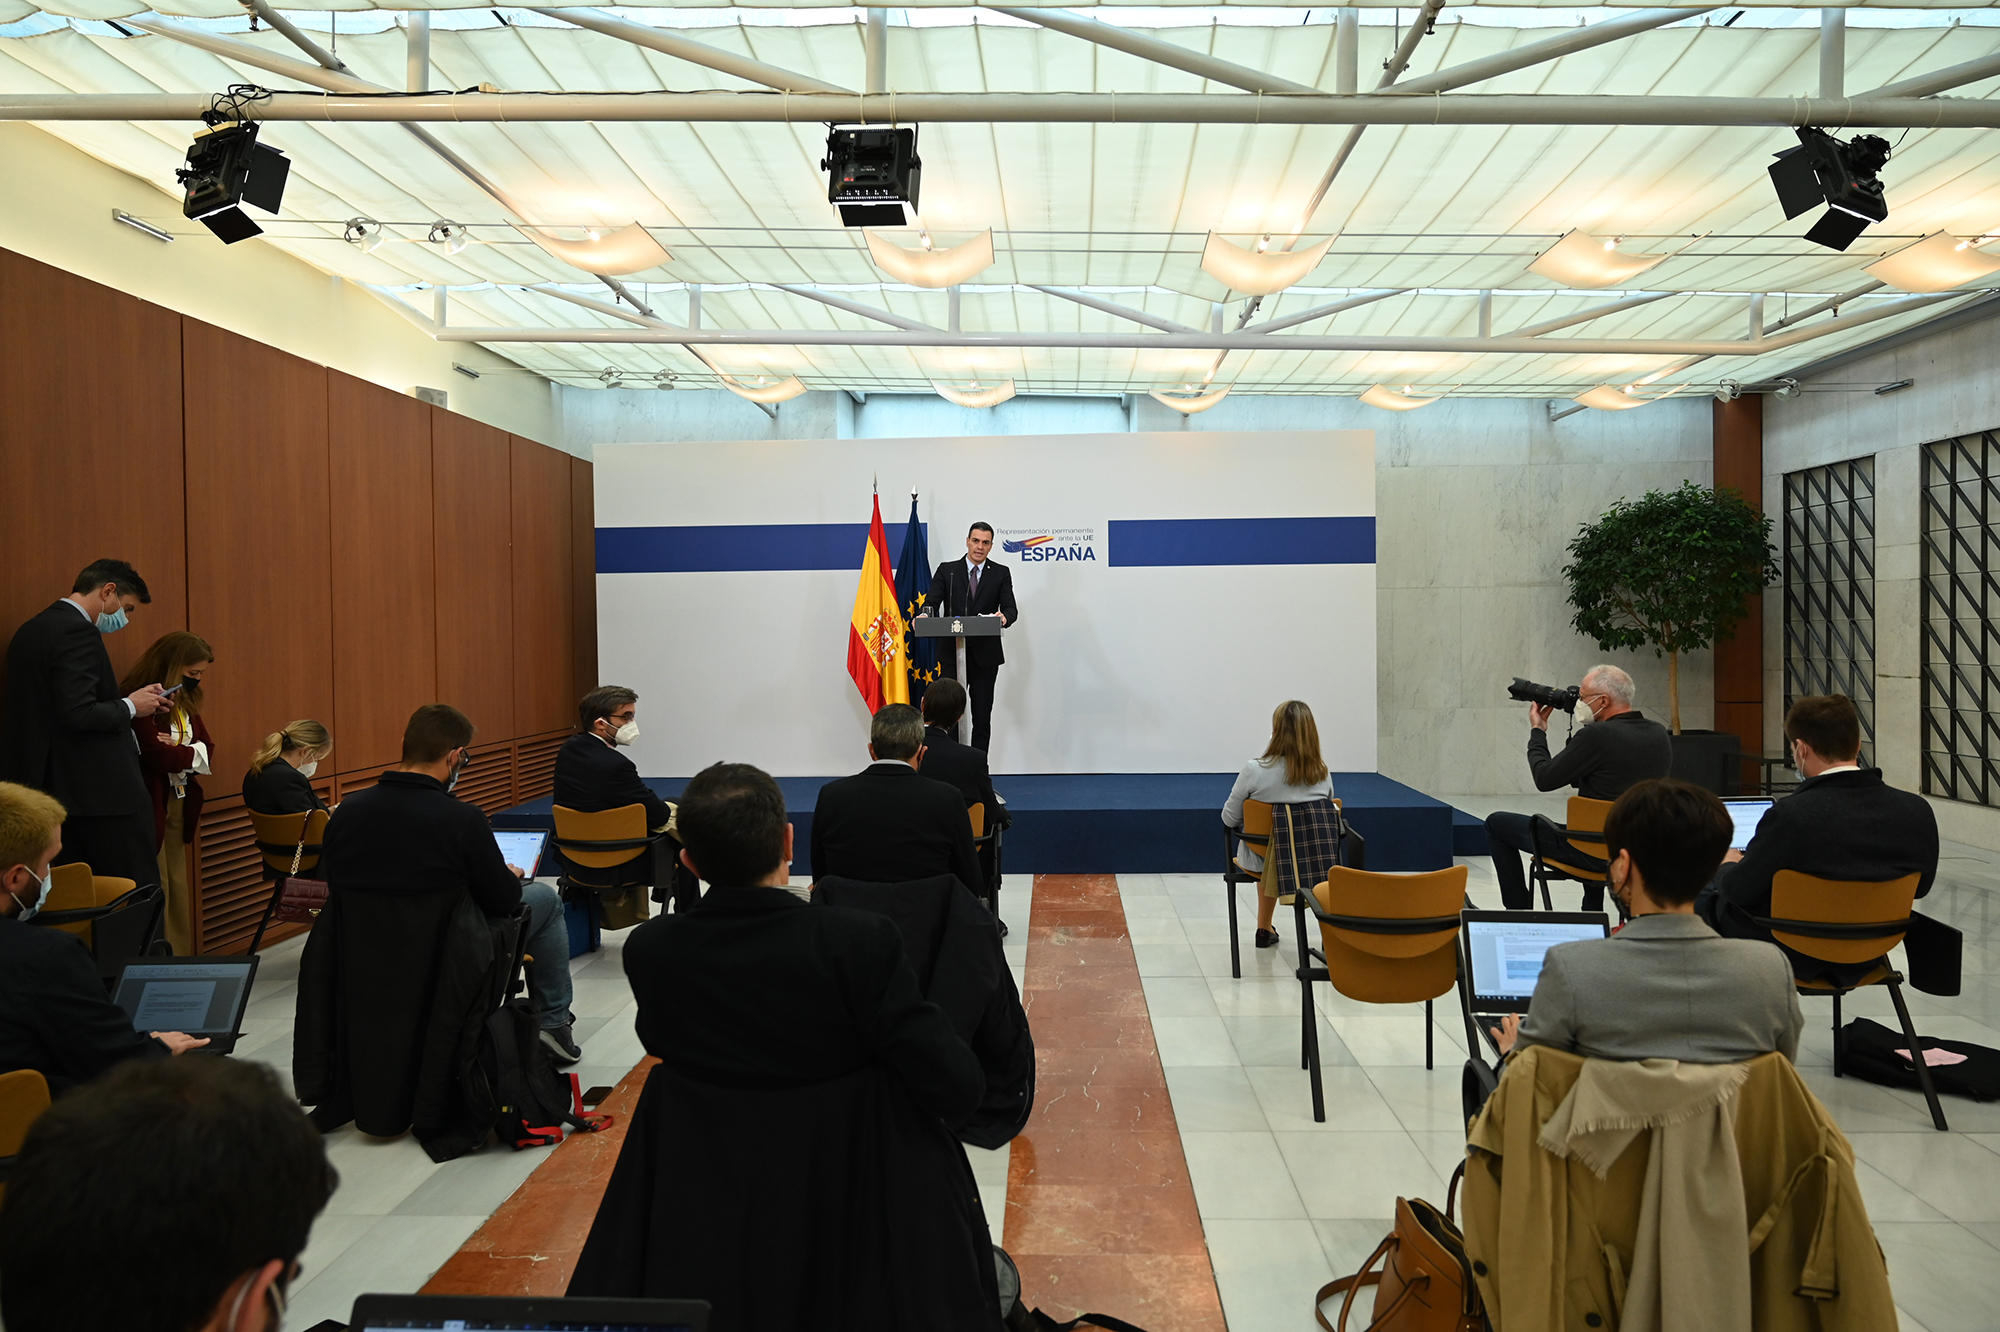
[1222, 700, 1335, 949]
[120, 632, 215, 955]
[242, 720, 332, 817]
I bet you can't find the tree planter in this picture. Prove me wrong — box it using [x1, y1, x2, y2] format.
[1668, 730, 1743, 795]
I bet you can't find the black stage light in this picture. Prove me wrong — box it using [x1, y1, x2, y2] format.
[1768, 127, 1892, 252]
[176, 120, 290, 244]
[821, 126, 921, 227]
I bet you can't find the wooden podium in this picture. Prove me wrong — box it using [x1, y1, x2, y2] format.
[912, 613, 1005, 742]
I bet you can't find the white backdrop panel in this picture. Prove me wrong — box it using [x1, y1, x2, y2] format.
[596, 430, 1376, 776]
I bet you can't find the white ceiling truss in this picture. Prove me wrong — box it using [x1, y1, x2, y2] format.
[7, 4, 2000, 401]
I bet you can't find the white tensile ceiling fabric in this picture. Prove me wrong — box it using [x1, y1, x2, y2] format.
[4, 9, 1999, 394]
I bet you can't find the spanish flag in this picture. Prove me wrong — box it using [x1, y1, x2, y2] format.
[847, 492, 909, 712]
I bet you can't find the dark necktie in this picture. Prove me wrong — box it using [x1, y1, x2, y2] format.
[969, 563, 981, 605]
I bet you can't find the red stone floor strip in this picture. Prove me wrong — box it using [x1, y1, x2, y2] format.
[421, 1057, 656, 1295]
[1007, 874, 1226, 1330]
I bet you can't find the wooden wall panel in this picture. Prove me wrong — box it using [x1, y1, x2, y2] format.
[0, 249, 187, 690]
[1714, 395, 1766, 767]
[432, 411, 515, 738]
[570, 456, 598, 704]
[511, 435, 573, 736]
[329, 372, 436, 773]
[181, 320, 334, 782]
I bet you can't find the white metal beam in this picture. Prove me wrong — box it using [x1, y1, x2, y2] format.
[1500, 291, 1673, 339]
[527, 8, 853, 95]
[1820, 8, 1845, 101]
[769, 283, 939, 332]
[1029, 285, 1201, 334]
[1390, 7, 1713, 97]
[865, 9, 888, 95]
[985, 7, 1319, 95]
[1243, 289, 1404, 333]
[527, 284, 678, 328]
[1865, 52, 2000, 99]
[406, 10, 429, 92]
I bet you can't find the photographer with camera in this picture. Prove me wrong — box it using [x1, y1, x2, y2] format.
[1485, 664, 1672, 910]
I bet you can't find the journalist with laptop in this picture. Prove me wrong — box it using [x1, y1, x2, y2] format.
[1487, 779, 1803, 1064]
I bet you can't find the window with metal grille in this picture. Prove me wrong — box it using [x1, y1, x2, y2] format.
[1922, 433, 2000, 805]
[1784, 457, 1876, 751]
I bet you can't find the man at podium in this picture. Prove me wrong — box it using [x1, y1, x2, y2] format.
[929, 523, 1018, 753]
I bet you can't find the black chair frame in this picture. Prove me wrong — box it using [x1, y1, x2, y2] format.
[1753, 912, 1948, 1132]
[1284, 824, 1387, 1124]
[971, 806, 1006, 932]
[32, 882, 167, 988]
[1527, 814, 1609, 914]
[1223, 820, 1272, 979]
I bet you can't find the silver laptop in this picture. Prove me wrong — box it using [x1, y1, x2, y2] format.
[1721, 798, 1774, 852]
[112, 955, 259, 1054]
[1461, 910, 1611, 1016]
[493, 829, 550, 879]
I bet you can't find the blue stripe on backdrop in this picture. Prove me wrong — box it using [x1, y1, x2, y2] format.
[598, 523, 924, 574]
[1108, 516, 1376, 567]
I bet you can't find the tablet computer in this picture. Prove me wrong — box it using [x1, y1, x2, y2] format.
[112, 955, 259, 1054]
[1461, 910, 1611, 1016]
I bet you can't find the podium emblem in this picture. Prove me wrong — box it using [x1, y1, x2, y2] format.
[951, 618, 964, 634]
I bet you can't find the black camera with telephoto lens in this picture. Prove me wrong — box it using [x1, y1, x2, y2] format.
[1507, 677, 1581, 713]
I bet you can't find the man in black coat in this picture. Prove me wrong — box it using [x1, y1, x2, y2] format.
[0, 781, 205, 1094]
[927, 522, 1018, 753]
[811, 704, 982, 896]
[567, 762, 998, 1330]
[0, 560, 169, 885]
[1703, 694, 1939, 984]
[555, 685, 695, 913]
[918, 679, 1009, 925]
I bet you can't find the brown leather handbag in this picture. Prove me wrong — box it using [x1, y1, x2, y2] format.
[273, 821, 329, 924]
[1315, 1165, 1486, 1332]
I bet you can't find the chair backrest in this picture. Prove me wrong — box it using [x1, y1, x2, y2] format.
[250, 808, 329, 877]
[1238, 798, 1274, 849]
[0, 1068, 52, 1206]
[1313, 865, 1468, 1005]
[88, 881, 160, 980]
[968, 802, 986, 839]
[41, 862, 100, 941]
[1769, 871, 1921, 966]
[553, 803, 650, 869]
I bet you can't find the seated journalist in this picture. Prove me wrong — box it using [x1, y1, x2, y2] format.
[0, 781, 207, 1094]
[294, 705, 579, 1139]
[812, 703, 983, 895]
[917, 679, 1008, 918]
[567, 762, 999, 1328]
[0, 1055, 336, 1332]
[1223, 699, 1336, 950]
[555, 684, 696, 914]
[1490, 778, 1802, 1064]
[1485, 664, 1672, 911]
[241, 719, 332, 816]
[1700, 693, 1938, 985]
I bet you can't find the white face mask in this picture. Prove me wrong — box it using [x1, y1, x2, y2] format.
[7, 865, 51, 921]
[614, 721, 641, 747]
[297, 761, 318, 778]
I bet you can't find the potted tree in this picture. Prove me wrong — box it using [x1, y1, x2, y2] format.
[1563, 480, 1777, 792]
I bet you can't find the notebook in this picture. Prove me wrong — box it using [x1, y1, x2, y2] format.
[112, 955, 259, 1054]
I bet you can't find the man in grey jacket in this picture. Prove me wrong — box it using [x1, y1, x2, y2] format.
[1490, 778, 1802, 1065]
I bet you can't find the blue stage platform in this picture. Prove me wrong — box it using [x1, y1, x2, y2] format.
[497, 771, 1459, 874]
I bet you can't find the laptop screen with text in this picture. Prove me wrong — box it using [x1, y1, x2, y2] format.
[1462, 911, 1611, 1014]
[1722, 798, 1774, 852]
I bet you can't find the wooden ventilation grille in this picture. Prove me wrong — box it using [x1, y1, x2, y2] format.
[458, 742, 518, 814]
[195, 799, 275, 954]
[516, 732, 566, 803]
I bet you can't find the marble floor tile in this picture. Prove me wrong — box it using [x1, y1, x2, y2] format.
[1224, 1013, 1355, 1069]
[1139, 974, 1222, 1017]
[1204, 1218, 1341, 1332]
[1180, 1132, 1307, 1220]
[1246, 1064, 1402, 1134]
[1274, 1131, 1446, 1220]
[288, 1214, 488, 1329]
[1848, 1133, 2000, 1223]
[1151, 1011, 1242, 1067]
[1872, 1222, 2000, 1332]
[1162, 1065, 1272, 1132]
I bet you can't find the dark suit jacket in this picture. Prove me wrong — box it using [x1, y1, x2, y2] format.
[241, 759, 327, 816]
[0, 602, 147, 817]
[811, 763, 983, 895]
[0, 913, 167, 1095]
[1712, 768, 1938, 969]
[918, 724, 1006, 827]
[927, 558, 1018, 670]
[554, 732, 671, 829]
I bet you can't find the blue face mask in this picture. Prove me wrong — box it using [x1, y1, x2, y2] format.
[9, 866, 50, 921]
[95, 607, 128, 635]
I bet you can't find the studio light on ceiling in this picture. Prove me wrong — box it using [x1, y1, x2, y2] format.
[1149, 386, 1231, 415]
[1359, 384, 1445, 412]
[1199, 234, 1335, 296]
[865, 229, 994, 288]
[1573, 383, 1685, 411]
[175, 119, 289, 244]
[932, 379, 1015, 408]
[720, 374, 809, 404]
[1527, 231, 1667, 289]
[517, 222, 672, 276]
[342, 217, 385, 253]
[823, 126, 921, 227]
[428, 220, 470, 255]
[1862, 232, 2000, 292]
[1768, 127, 1892, 252]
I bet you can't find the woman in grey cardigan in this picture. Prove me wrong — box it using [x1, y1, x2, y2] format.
[1222, 700, 1336, 949]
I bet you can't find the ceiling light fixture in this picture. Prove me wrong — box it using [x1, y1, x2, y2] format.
[1359, 383, 1445, 411]
[1527, 230, 1668, 289]
[1875, 378, 1915, 396]
[1768, 127, 1892, 252]
[428, 220, 470, 255]
[598, 367, 626, 389]
[822, 125, 922, 227]
[865, 229, 994, 287]
[1862, 231, 2000, 292]
[653, 371, 678, 391]
[515, 221, 672, 276]
[342, 216, 385, 253]
[1149, 386, 1231, 415]
[719, 374, 809, 404]
[1772, 378, 1802, 400]
[1200, 233, 1335, 296]
[176, 119, 289, 244]
[933, 379, 1016, 408]
[1573, 383, 1687, 411]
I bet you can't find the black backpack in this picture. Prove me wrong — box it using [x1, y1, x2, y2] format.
[1839, 1018, 2000, 1102]
[473, 996, 611, 1149]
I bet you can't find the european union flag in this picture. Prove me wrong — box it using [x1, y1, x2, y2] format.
[895, 495, 938, 691]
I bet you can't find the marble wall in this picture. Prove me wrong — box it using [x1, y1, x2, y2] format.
[1765, 305, 2000, 852]
[564, 387, 1715, 796]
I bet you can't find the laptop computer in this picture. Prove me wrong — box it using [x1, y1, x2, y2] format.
[349, 1293, 709, 1332]
[112, 955, 259, 1054]
[493, 829, 550, 879]
[1460, 910, 1611, 1017]
[1721, 797, 1774, 851]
